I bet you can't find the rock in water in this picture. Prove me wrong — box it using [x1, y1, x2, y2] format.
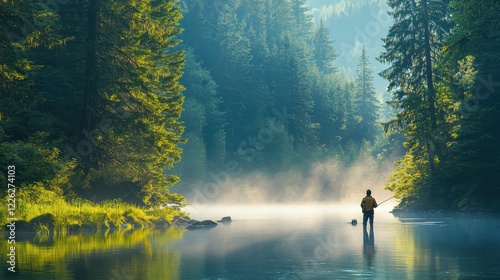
[171, 216, 192, 227]
[351, 219, 358, 225]
[186, 220, 218, 230]
[14, 220, 36, 233]
[217, 216, 232, 223]
[30, 213, 56, 230]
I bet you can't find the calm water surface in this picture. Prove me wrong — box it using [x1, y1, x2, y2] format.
[2, 204, 500, 279]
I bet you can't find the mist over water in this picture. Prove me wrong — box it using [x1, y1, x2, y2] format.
[6, 203, 498, 279]
[178, 205, 500, 279]
[184, 202, 397, 222]
[181, 156, 396, 209]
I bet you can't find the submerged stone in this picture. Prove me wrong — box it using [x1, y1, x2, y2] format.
[186, 220, 218, 230]
[217, 216, 232, 223]
[16, 220, 36, 233]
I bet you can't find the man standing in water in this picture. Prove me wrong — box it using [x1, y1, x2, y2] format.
[361, 189, 378, 228]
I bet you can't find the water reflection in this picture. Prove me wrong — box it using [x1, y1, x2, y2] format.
[2, 206, 500, 279]
[1, 228, 184, 279]
[363, 226, 375, 268]
[390, 212, 500, 279]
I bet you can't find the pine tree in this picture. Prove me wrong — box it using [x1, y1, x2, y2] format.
[55, 0, 186, 205]
[178, 49, 226, 178]
[380, 0, 452, 131]
[436, 0, 500, 210]
[290, 0, 313, 40]
[0, 0, 72, 190]
[179, 0, 381, 179]
[264, 0, 293, 45]
[379, 0, 453, 208]
[313, 19, 338, 74]
[354, 45, 379, 142]
[0, 0, 68, 139]
[379, 0, 451, 165]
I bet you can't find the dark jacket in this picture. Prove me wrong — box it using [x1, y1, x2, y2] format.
[361, 196, 378, 212]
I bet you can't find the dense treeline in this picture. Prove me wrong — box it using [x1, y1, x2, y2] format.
[175, 0, 388, 195]
[0, 0, 185, 205]
[7, 0, 495, 212]
[1, 0, 387, 206]
[381, 0, 500, 211]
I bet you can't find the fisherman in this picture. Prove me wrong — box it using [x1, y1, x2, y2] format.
[361, 189, 378, 228]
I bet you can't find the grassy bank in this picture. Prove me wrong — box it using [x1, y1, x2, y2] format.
[2, 185, 189, 234]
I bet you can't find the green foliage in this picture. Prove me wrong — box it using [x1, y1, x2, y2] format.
[1, 0, 187, 206]
[0, 136, 76, 196]
[174, 132, 207, 182]
[386, 149, 430, 209]
[383, 0, 500, 211]
[78, 0, 186, 205]
[180, 0, 370, 178]
[433, 2, 500, 211]
[379, 0, 452, 208]
[313, 19, 337, 74]
[3, 0, 424, 210]
[354, 45, 380, 142]
[0, 0, 67, 93]
[1, 185, 186, 233]
[179, 49, 226, 171]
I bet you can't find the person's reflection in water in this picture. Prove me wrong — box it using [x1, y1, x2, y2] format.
[363, 226, 375, 268]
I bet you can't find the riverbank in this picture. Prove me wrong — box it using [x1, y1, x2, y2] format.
[1, 185, 189, 234]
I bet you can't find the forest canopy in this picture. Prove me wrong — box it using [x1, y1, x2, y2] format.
[0, 0, 498, 211]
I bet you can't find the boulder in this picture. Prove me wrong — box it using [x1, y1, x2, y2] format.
[186, 220, 218, 230]
[4, 220, 36, 240]
[217, 216, 232, 223]
[171, 216, 193, 227]
[15, 220, 36, 233]
[30, 213, 56, 229]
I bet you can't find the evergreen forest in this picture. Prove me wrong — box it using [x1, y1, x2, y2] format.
[1, 0, 499, 212]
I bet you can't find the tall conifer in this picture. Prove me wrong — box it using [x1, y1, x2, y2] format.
[354, 45, 379, 142]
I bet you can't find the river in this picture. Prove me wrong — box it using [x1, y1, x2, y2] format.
[2, 204, 500, 279]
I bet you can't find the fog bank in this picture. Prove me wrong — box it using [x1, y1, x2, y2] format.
[181, 156, 395, 207]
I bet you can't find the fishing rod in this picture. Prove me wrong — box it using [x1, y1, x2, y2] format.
[378, 196, 394, 206]
[351, 196, 395, 225]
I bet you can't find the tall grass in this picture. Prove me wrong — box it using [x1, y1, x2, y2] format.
[1, 184, 188, 234]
